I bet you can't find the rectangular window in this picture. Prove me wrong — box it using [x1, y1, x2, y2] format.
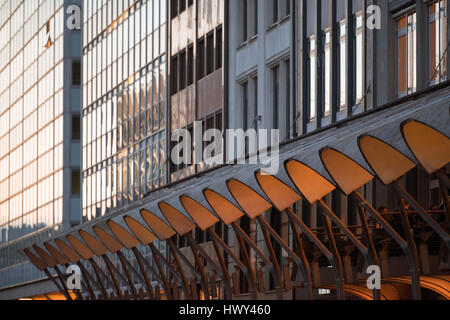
[171, 55, 178, 95]
[179, 50, 186, 91]
[270, 0, 289, 25]
[72, 115, 81, 140]
[171, 0, 178, 19]
[72, 60, 81, 85]
[198, 38, 205, 79]
[272, 0, 279, 24]
[397, 11, 417, 97]
[241, 0, 258, 43]
[187, 45, 194, 86]
[242, 0, 248, 42]
[339, 20, 347, 109]
[179, 0, 186, 13]
[309, 36, 317, 120]
[243, 82, 249, 130]
[285, 59, 291, 138]
[355, 13, 364, 102]
[429, 0, 448, 84]
[216, 26, 223, 70]
[72, 170, 81, 195]
[324, 29, 331, 116]
[242, 76, 258, 132]
[272, 65, 279, 129]
[206, 32, 214, 75]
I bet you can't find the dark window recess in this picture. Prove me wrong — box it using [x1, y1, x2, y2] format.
[178, 234, 188, 248]
[72, 170, 81, 195]
[206, 32, 214, 75]
[215, 221, 223, 238]
[198, 38, 205, 79]
[272, 65, 279, 129]
[272, 0, 279, 24]
[216, 26, 223, 70]
[215, 111, 223, 132]
[188, 0, 193, 7]
[170, 124, 194, 173]
[179, 50, 187, 91]
[171, 0, 178, 19]
[171, 55, 178, 95]
[179, 0, 186, 13]
[72, 115, 81, 140]
[243, 82, 249, 131]
[203, 115, 215, 152]
[196, 228, 205, 243]
[242, 0, 248, 42]
[72, 60, 81, 85]
[187, 45, 194, 86]
[285, 60, 291, 137]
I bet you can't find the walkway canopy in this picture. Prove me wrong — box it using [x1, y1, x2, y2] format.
[23, 84, 450, 300]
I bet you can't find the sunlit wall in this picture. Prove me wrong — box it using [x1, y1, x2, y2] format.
[0, 0, 82, 288]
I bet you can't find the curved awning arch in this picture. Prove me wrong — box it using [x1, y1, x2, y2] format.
[401, 120, 450, 174]
[320, 147, 374, 195]
[285, 160, 336, 204]
[179, 195, 220, 231]
[358, 135, 416, 185]
[255, 171, 302, 212]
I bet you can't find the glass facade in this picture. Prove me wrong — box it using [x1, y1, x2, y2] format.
[0, 0, 82, 289]
[81, 0, 167, 222]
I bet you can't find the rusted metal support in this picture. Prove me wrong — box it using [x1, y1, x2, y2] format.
[166, 239, 193, 299]
[393, 180, 450, 250]
[320, 213, 346, 300]
[209, 233, 233, 299]
[233, 226, 260, 296]
[167, 238, 209, 299]
[286, 213, 313, 300]
[132, 247, 163, 283]
[131, 247, 155, 300]
[395, 190, 422, 300]
[317, 200, 371, 263]
[243, 222, 283, 300]
[353, 190, 422, 300]
[318, 197, 382, 300]
[116, 251, 139, 299]
[118, 251, 153, 299]
[187, 234, 232, 299]
[42, 269, 70, 300]
[77, 262, 97, 300]
[88, 258, 110, 299]
[149, 242, 190, 299]
[356, 203, 381, 300]
[207, 227, 258, 300]
[52, 265, 73, 300]
[231, 221, 285, 299]
[100, 255, 123, 299]
[285, 207, 345, 300]
[185, 233, 212, 300]
[257, 215, 313, 300]
[149, 244, 173, 300]
[435, 169, 450, 231]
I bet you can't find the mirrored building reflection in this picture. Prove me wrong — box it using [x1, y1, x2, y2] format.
[81, 0, 168, 222]
[0, 0, 82, 289]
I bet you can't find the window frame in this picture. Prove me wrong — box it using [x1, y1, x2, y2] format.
[396, 10, 417, 98]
